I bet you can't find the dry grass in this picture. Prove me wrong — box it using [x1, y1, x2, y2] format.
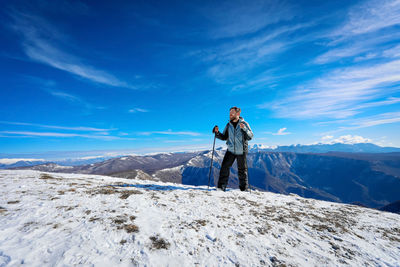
[0, 206, 6, 214]
[7, 200, 20, 204]
[381, 228, 400, 242]
[119, 190, 143, 199]
[89, 217, 100, 222]
[257, 225, 272, 235]
[194, 219, 207, 226]
[149, 235, 170, 250]
[179, 219, 209, 232]
[111, 214, 139, 233]
[87, 187, 119, 196]
[40, 174, 62, 181]
[113, 217, 128, 224]
[124, 224, 139, 233]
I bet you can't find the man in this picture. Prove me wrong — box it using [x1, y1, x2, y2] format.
[213, 107, 253, 191]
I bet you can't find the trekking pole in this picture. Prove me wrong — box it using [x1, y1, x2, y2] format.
[246, 152, 252, 193]
[242, 133, 251, 193]
[208, 129, 217, 190]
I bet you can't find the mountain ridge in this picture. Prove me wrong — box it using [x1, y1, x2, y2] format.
[8, 150, 400, 210]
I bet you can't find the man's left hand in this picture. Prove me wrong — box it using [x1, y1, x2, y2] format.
[240, 123, 244, 129]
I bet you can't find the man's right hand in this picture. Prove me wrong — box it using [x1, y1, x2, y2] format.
[213, 125, 219, 133]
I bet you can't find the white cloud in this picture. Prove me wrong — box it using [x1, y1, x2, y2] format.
[0, 121, 114, 132]
[129, 108, 149, 113]
[318, 112, 400, 135]
[274, 128, 291, 136]
[321, 135, 334, 141]
[201, 0, 294, 39]
[0, 131, 136, 141]
[78, 156, 106, 160]
[263, 127, 291, 136]
[137, 130, 202, 137]
[320, 135, 373, 145]
[314, 35, 400, 64]
[312, 0, 400, 65]
[260, 60, 400, 119]
[344, 112, 400, 129]
[9, 11, 134, 89]
[382, 44, 400, 58]
[0, 158, 45, 164]
[204, 23, 314, 85]
[334, 0, 400, 38]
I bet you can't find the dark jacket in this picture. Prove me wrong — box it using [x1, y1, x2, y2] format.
[215, 117, 253, 155]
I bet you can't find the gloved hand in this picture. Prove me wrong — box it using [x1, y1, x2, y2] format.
[212, 125, 219, 133]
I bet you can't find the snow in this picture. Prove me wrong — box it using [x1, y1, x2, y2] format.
[0, 158, 45, 165]
[156, 165, 183, 173]
[1, 170, 400, 266]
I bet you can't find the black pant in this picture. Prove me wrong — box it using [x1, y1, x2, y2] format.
[218, 150, 248, 191]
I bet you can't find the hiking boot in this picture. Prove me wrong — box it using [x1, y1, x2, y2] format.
[217, 185, 227, 192]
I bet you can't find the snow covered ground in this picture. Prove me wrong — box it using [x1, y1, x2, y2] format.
[1, 170, 399, 267]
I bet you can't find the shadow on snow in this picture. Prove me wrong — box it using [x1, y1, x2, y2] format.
[105, 183, 233, 192]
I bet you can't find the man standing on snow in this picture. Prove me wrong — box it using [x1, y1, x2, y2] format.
[213, 107, 253, 191]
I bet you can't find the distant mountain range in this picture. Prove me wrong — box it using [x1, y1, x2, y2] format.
[0, 156, 112, 169]
[2, 142, 399, 170]
[249, 142, 400, 153]
[11, 146, 400, 211]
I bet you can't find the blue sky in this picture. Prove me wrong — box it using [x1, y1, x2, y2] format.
[1, 0, 400, 160]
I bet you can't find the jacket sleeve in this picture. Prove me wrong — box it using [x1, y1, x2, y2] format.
[215, 123, 229, 141]
[241, 121, 253, 141]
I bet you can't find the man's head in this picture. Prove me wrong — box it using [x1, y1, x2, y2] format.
[229, 106, 241, 121]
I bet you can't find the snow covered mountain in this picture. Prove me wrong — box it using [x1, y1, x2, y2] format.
[0, 159, 48, 169]
[0, 169, 399, 266]
[11, 150, 400, 210]
[0, 157, 112, 169]
[249, 143, 400, 153]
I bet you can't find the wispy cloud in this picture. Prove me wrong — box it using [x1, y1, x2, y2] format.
[313, 0, 400, 65]
[137, 130, 202, 136]
[332, 0, 400, 38]
[197, 23, 313, 86]
[200, 0, 294, 39]
[314, 35, 400, 64]
[0, 121, 115, 132]
[264, 127, 291, 136]
[8, 10, 134, 89]
[341, 112, 400, 130]
[129, 108, 149, 113]
[22, 75, 106, 110]
[265, 0, 400, 122]
[163, 138, 204, 143]
[319, 112, 400, 135]
[0, 131, 136, 141]
[48, 89, 108, 111]
[260, 60, 400, 119]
